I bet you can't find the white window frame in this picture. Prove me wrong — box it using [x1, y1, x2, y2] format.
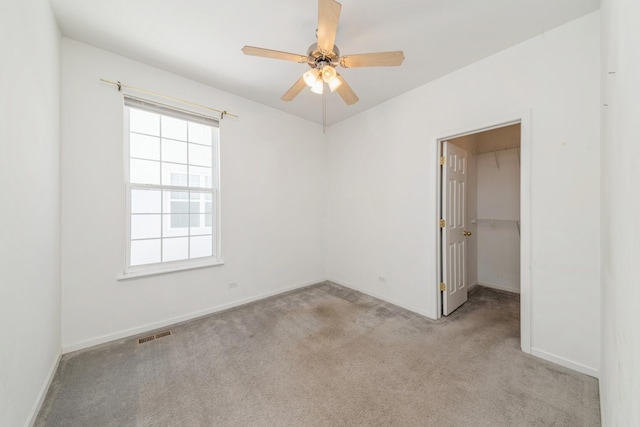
[119, 96, 222, 280]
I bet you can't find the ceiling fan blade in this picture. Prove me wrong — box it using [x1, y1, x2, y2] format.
[317, 0, 342, 53]
[335, 74, 359, 105]
[339, 51, 405, 68]
[241, 46, 308, 63]
[281, 77, 307, 102]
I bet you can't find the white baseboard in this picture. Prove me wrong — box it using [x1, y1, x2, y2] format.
[25, 350, 61, 427]
[62, 279, 324, 353]
[327, 278, 435, 320]
[478, 281, 520, 294]
[531, 347, 599, 378]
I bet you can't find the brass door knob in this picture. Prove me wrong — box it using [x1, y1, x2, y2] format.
[463, 231, 472, 236]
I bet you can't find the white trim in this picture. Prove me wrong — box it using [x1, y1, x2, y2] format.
[328, 278, 436, 319]
[24, 351, 61, 427]
[519, 112, 532, 354]
[213, 125, 222, 264]
[467, 281, 479, 292]
[477, 281, 520, 294]
[117, 257, 224, 280]
[62, 279, 325, 353]
[531, 347, 599, 378]
[431, 110, 532, 354]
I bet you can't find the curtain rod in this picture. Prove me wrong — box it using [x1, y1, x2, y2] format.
[100, 79, 238, 120]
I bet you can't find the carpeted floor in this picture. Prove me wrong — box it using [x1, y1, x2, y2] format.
[35, 282, 600, 426]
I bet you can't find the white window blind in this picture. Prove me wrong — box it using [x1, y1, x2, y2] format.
[122, 96, 221, 278]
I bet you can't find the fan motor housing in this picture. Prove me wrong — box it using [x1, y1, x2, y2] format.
[306, 43, 340, 68]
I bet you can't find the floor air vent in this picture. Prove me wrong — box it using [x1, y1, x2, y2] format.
[154, 330, 172, 339]
[137, 330, 172, 344]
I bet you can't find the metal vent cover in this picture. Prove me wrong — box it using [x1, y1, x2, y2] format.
[137, 330, 172, 344]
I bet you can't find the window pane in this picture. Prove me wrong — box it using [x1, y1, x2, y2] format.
[130, 159, 160, 185]
[171, 200, 189, 214]
[191, 214, 212, 235]
[204, 197, 214, 227]
[171, 191, 189, 201]
[190, 235, 213, 259]
[189, 212, 201, 228]
[161, 116, 187, 140]
[131, 214, 161, 239]
[161, 163, 187, 186]
[204, 193, 213, 213]
[164, 190, 187, 212]
[168, 172, 187, 187]
[131, 189, 161, 214]
[130, 133, 160, 160]
[189, 144, 212, 167]
[163, 214, 189, 237]
[130, 109, 160, 136]
[162, 237, 188, 262]
[130, 239, 161, 266]
[188, 166, 212, 188]
[188, 122, 212, 145]
[162, 139, 187, 164]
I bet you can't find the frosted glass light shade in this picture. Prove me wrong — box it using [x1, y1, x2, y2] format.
[321, 65, 337, 82]
[328, 76, 342, 92]
[310, 80, 324, 94]
[303, 69, 319, 87]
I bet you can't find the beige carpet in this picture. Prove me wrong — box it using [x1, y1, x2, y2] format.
[35, 282, 600, 426]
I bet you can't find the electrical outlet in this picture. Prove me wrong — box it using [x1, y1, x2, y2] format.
[228, 282, 238, 289]
[378, 276, 386, 284]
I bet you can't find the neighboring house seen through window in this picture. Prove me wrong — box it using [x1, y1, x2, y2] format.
[122, 97, 221, 278]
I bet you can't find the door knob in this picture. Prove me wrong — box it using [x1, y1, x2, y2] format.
[463, 231, 472, 236]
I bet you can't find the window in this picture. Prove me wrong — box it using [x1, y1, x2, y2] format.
[122, 97, 221, 278]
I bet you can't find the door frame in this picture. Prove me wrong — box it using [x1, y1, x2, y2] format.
[433, 111, 531, 354]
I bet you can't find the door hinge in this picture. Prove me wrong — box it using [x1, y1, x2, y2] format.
[439, 219, 446, 228]
[440, 282, 446, 292]
[440, 156, 446, 165]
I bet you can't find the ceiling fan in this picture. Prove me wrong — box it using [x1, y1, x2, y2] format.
[241, 0, 405, 107]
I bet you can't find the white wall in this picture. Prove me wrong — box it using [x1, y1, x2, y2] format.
[327, 12, 600, 375]
[0, 1, 61, 426]
[476, 147, 520, 292]
[600, 0, 640, 424]
[61, 40, 327, 351]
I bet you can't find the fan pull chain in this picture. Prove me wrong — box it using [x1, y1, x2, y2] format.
[322, 85, 327, 133]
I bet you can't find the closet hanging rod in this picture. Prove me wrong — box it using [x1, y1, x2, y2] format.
[99, 79, 238, 119]
[473, 144, 520, 156]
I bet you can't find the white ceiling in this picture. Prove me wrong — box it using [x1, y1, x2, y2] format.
[50, 0, 599, 126]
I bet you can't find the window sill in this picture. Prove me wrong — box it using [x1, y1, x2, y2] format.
[117, 258, 224, 281]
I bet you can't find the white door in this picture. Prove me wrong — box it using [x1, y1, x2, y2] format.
[441, 141, 470, 315]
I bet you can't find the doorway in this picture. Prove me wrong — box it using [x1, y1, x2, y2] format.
[434, 114, 531, 353]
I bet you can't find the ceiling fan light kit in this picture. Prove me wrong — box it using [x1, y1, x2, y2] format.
[241, 0, 405, 124]
[303, 63, 342, 94]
